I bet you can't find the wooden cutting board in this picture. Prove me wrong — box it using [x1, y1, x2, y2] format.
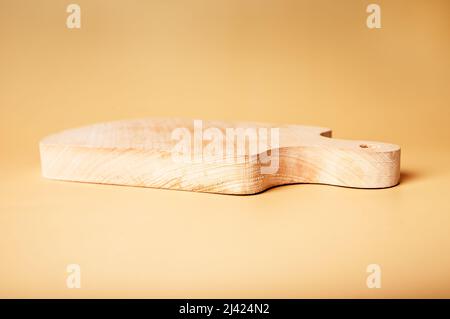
[39, 118, 400, 194]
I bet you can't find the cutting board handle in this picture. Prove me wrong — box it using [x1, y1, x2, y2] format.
[276, 134, 400, 188]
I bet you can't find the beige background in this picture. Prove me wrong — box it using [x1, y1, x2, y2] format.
[1, 0, 450, 298]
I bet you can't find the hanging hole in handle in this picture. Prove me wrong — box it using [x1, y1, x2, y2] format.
[359, 143, 381, 150]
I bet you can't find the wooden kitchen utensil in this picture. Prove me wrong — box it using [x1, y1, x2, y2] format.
[39, 118, 400, 194]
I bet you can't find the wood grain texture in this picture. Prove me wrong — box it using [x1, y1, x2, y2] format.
[39, 118, 400, 194]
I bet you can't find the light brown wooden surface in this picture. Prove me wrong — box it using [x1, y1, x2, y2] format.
[40, 118, 400, 194]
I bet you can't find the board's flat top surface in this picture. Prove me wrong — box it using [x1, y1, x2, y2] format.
[41, 118, 400, 152]
[41, 118, 330, 151]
